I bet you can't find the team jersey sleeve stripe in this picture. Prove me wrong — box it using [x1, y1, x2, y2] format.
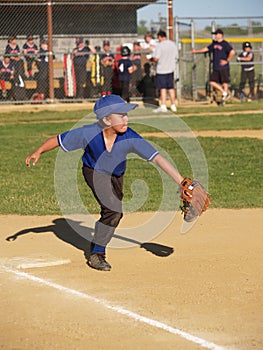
[148, 151, 159, 161]
[57, 134, 70, 152]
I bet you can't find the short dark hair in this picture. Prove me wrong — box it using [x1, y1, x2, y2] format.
[8, 35, 16, 42]
[157, 30, 167, 38]
[144, 31, 154, 39]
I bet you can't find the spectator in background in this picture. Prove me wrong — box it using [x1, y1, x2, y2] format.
[192, 29, 235, 105]
[5, 35, 27, 101]
[143, 32, 157, 79]
[73, 37, 92, 99]
[237, 41, 255, 101]
[84, 39, 96, 97]
[150, 30, 178, 113]
[100, 39, 114, 96]
[143, 31, 156, 52]
[0, 55, 14, 99]
[5, 35, 26, 81]
[130, 41, 143, 97]
[117, 46, 135, 102]
[22, 34, 38, 80]
[34, 39, 51, 101]
[112, 45, 122, 96]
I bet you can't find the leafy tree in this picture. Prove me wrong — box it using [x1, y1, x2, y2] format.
[137, 19, 148, 35]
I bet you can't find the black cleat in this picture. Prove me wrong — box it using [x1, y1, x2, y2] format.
[88, 253, 111, 271]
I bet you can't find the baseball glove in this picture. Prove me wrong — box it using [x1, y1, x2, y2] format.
[180, 178, 210, 222]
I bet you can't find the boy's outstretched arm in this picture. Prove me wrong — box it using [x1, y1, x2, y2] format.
[25, 135, 59, 167]
[152, 154, 184, 185]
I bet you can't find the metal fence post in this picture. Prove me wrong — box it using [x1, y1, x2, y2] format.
[47, 1, 54, 102]
[191, 19, 197, 101]
[211, 20, 216, 38]
[175, 16, 181, 103]
[167, 0, 174, 41]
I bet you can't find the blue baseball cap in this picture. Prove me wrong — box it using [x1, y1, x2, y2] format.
[94, 95, 138, 120]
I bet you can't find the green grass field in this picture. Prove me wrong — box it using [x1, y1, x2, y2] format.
[0, 105, 262, 215]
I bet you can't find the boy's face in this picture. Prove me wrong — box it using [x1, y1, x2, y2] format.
[107, 113, 129, 133]
[76, 41, 84, 49]
[215, 33, 223, 41]
[145, 36, 151, 43]
[104, 44, 110, 52]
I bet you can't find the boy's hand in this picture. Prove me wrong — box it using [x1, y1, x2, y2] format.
[220, 59, 228, 66]
[25, 136, 59, 167]
[25, 152, 40, 167]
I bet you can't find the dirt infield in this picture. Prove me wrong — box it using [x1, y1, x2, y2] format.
[0, 209, 262, 350]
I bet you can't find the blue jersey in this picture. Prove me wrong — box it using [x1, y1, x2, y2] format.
[118, 58, 133, 82]
[208, 40, 233, 70]
[22, 42, 38, 56]
[58, 123, 159, 176]
[0, 61, 14, 80]
[73, 46, 90, 66]
[5, 44, 20, 57]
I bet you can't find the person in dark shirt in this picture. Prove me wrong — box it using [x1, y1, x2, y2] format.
[34, 39, 53, 100]
[237, 41, 255, 101]
[192, 29, 235, 104]
[73, 37, 93, 99]
[0, 55, 14, 99]
[22, 34, 38, 79]
[117, 46, 135, 102]
[101, 39, 115, 96]
[5, 35, 26, 83]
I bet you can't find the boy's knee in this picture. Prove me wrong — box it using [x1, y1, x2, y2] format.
[109, 212, 123, 227]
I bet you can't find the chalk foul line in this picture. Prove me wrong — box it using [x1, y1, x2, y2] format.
[3, 266, 228, 350]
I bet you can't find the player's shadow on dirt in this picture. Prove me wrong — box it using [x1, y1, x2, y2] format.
[113, 234, 174, 257]
[5, 218, 174, 260]
[5, 218, 94, 262]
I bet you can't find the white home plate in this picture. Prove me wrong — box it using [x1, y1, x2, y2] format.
[0, 255, 71, 269]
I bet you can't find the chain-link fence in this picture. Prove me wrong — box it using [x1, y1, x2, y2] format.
[0, 0, 165, 104]
[0, 1, 262, 104]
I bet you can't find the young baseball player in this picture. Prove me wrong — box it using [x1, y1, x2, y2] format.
[237, 41, 255, 101]
[22, 34, 38, 79]
[117, 46, 135, 102]
[73, 37, 94, 99]
[25, 94, 209, 271]
[25, 94, 186, 271]
[0, 55, 14, 99]
[34, 39, 50, 101]
[101, 39, 114, 96]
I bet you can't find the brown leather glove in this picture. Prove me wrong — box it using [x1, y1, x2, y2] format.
[180, 178, 210, 222]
